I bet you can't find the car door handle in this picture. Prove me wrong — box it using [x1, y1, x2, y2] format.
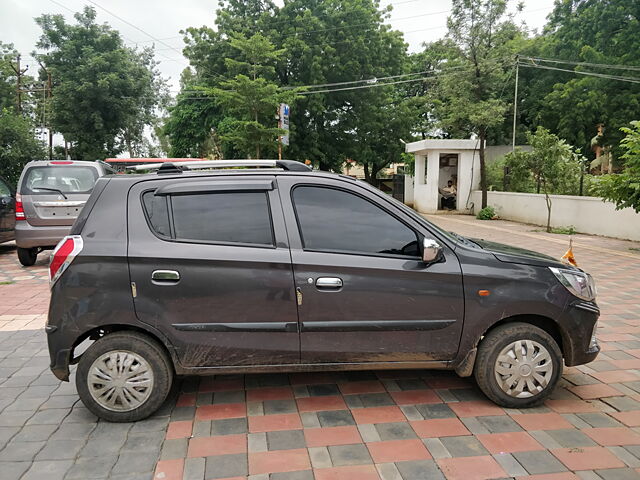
[315, 277, 343, 289]
[152, 270, 180, 283]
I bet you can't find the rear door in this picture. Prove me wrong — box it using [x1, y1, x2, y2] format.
[278, 176, 464, 364]
[127, 175, 300, 368]
[20, 163, 98, 226]
[0, 178, 15, 242]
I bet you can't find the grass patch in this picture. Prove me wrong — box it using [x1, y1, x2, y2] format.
[0, 281, 15, 285]
[630, 247, 640, 253]
[549, 226, 577, 235]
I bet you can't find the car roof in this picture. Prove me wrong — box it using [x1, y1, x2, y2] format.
[24, 160, 104, 167]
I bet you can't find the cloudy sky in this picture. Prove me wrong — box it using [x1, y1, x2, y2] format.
[2, 0, 557, 93]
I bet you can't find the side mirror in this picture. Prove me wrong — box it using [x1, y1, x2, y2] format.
[422, 238, 443, 263]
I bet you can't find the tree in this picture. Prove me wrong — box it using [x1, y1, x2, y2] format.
[208, 33, 295, 159]
[598, 121, 640, 212]
[424, 0, 524, 208]
[0, 110, 45, 187]
[35, 7, 167, 160]
[504, 127, 583, 232]
[516, 0, 640, 165]
[174, 0, 413, 178]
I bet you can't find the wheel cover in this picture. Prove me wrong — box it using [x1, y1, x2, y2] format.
[87, 350, 154, 412]
[494, 339, 553, 398]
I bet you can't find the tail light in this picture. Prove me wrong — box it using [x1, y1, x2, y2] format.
[15, 193, 25, 221]
[49, 235, 83, 287]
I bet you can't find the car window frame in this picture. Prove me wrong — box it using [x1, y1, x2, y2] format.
[140, 188, 277, 249]
[290, 183, 422, 260]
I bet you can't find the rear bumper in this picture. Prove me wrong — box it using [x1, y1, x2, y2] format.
[15, 222, 71, 248]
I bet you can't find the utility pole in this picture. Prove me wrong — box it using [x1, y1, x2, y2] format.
[38, 61, 54, 160]
[511, 55, 519, 151]
[10, 54, 28, 113]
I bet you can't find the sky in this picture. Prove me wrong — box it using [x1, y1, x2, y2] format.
[1, 0, 558, 94]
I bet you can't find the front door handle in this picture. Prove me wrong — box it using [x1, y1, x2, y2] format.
[315, 277, 343, 289]
[152, 270, 180, 283]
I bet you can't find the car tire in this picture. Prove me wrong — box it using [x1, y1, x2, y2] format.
[76, 331, 173, 422]
[17, 247, 38, 266]
[474, 322, 563, 408]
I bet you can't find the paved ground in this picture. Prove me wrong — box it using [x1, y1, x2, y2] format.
[1, 215, 640, 480]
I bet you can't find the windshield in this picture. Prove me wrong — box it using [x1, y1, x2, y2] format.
[21, 166, 98, 195]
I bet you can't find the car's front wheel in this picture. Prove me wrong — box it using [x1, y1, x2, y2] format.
[474, 322, 562, 408]
[76, 331, 173, 422]
[17, 247, 38, 266]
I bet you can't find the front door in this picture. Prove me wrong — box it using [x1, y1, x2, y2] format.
[127, 175, 300, 368]
[278, 176, 464, 364]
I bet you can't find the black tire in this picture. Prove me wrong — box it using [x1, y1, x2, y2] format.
[76, 331, 173, 422]
[17, 247, 38, 266]
[474, 322, 563, 408]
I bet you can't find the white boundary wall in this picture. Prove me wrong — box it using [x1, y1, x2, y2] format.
[470, 190, 640, 241]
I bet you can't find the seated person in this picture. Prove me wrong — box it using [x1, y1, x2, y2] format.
[439, 181, 457, 209]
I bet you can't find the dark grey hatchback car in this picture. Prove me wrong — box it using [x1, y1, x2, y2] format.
[46, 160, 600, 422]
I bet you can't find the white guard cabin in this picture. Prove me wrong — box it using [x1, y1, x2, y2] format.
[404, 138, 482, 214]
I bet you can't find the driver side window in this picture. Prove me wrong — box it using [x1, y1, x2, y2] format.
[292, 185, 420, 257]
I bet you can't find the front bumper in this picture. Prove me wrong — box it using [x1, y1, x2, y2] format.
[15, 222, 71, 249]
[562, 300, 600, 366]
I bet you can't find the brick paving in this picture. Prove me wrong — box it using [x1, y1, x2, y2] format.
[0, 215, 639, 479]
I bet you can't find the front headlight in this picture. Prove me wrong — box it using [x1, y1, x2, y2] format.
[549, 267, 597, 302]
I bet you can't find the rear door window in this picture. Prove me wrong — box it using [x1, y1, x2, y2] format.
[142, 191, 274, 246]
[22, 166, 98, 195]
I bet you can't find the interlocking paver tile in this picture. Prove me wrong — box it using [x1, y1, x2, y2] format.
[551, 446, 626, 470]
[187, 433, 247, 457]
[477, 431, 544, 454]
[266, 429, 305, 450]
[350, 406, 406, 424]
[249, 448, 310, 474]
[374, 421, 417, 440]
[314, 465, 380, 480]
[304, 426, 362, 447]
[410, 418, 470, 438]
[317, 409, 356, 427]
[436, 455, 506, 480]
[396, 459, 445, 480]
[367, 438, 431, 463]
[328, 443, 373, 466]
[440, 435, 489, 457]
[249, 413, 302, 432]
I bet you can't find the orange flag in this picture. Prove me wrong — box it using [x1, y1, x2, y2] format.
[561, 237, 578, 267]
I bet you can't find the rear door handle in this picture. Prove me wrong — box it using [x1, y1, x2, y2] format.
[152, 270, 180, 283]
[315, 277, 343, 289]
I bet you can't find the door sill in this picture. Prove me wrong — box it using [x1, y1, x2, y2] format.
[176, 360, 452, 376]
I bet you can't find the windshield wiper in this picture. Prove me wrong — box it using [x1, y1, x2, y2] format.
[33, 187, 68, 199]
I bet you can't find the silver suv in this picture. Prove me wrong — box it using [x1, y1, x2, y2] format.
[15, 160, 113, 266]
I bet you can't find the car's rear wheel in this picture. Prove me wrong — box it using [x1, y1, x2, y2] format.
[17, 247, 38, 266]
[76, 331, 173, 422]
[474, 322, 562, 408]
